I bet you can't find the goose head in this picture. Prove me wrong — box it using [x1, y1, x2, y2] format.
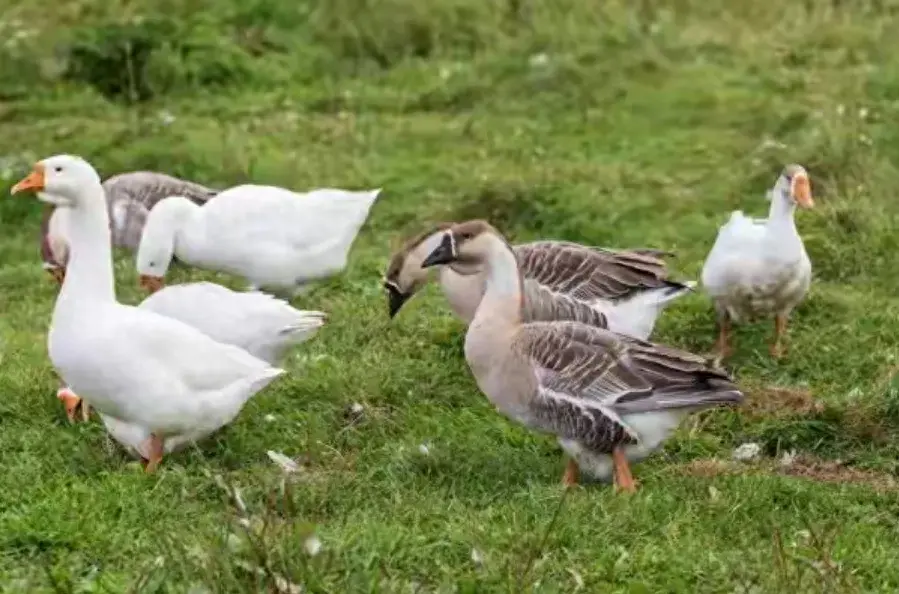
[383, 223, 451, 318]
[420, 219, 506, 268]
[10, 155, 102, 207]
[135, 196, 195, 293]
[768, 164, 814, 208]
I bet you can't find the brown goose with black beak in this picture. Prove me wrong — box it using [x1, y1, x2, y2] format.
[383, 223, 694, 340]
[419, 219, 743, 491]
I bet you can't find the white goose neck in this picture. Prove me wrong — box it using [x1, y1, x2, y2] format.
[58, 185, 116, 305]
[767, 188, 797, 226]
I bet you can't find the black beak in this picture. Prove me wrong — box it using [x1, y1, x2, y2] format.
[386, 285, 409, 319]
[421, 233, 456, 268]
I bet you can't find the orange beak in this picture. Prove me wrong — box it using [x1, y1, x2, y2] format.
[11, 163, 46, 195]
[790, 173, 814, 208]
[139, 274, 165, 293]
[57, 387, 89, 423]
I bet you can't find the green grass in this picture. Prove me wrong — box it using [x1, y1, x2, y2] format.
[3, 0, 899, 591]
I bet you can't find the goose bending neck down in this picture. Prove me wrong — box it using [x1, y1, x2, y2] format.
[135, 184, 382, 296]
[383, 224, 695, 340]
[10, 155, 285, 473]
[418, 219, 743, 492]
[135, 196, 204, 292]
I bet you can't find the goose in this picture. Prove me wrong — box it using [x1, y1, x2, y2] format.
[700, 164, 814, 358]
[135, 183, 382, 296]
[40, 171, 217, 284]
[418, 220, 743, 491]
[383, 223, 695, 340]
[57, 281, 326, 426]
[11, 155, 286, 472]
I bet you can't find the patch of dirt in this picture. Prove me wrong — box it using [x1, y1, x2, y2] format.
[681, 458, 743, 477]
[680, 455, 898, 492]
[779, 454, 898, 491]
[743, 384, 826, 420]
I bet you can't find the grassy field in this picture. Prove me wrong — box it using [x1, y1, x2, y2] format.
[3, 0, 899, 591]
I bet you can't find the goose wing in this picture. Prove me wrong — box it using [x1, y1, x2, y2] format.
[511, 321, 742, 450]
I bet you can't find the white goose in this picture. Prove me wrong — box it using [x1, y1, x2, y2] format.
[135, 183, 382, 296]
[701, 164, 814, 358]
[11, 155, 286, 472]
[57, 281, 326, 428]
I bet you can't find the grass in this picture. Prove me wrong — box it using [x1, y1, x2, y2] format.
[2, 0, 899, 590]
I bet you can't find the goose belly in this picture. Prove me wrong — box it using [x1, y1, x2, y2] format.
[706, 253, 810, 322]
[211, 241, 349, 291]
[558, 409, 689, 481]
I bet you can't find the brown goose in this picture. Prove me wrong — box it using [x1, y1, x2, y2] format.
[383, 223, 695, 340]
[40, 171, 217, 283]
[419, 220, 743, 491]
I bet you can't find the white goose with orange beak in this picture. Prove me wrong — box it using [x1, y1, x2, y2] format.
[700, 164, 814, 359]
[10, 155, 286, 473]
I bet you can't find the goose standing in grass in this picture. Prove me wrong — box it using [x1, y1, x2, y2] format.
[701, 164, 814, 359]
[57, 281, 326, 426]
[11, 155, 286, 472]
[40, 171, 217, 284]
[383, 223, 694, 340]
[418, 220, 743, 491]
[135, 183, 382, 296]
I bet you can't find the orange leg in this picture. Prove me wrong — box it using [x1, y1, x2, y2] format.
[714, 316, 733, 358]
[562, 458, 579, 487]
[141, 434, 165, 474]
[79, 400, 91, 422]
[612, 447, 637, 494]
[770, 314, 787, 359]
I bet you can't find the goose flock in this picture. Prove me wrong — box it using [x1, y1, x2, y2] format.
[9, 154, 815, 492]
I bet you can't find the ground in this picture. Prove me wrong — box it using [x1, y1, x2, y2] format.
[1, 0, 899, 592]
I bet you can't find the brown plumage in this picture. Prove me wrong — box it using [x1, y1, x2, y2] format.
[418, 219, 743, 491]
[384, 220, 694, 340]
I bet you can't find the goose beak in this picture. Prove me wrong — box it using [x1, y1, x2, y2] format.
[385, 284, 410, 318]
[790, 173, 814, 208]
[57, 387, 88, 423]
[11, 164, 46, 195]
[421, 233, 456, 268]
[139, 274, 164, 293]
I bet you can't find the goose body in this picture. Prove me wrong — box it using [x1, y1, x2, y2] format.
[136, 184, 381, 295]
[384, 224, 694, 340]
[57, 281, 326, 452]
[40, 171, 217, 283]
[418, 220, 743, 490]
[700, 164, 814, 357]
[13, 155, 285, 471]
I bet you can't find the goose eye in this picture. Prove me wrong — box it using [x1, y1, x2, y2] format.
[54, 166, 62, 172]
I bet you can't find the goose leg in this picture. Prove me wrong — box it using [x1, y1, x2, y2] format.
[562, 458, 579, 487]
[48, 267, 65, 284]
[612, 447, 637, 493]
[714, 314, 733, 358]
[770, 314, 787, 359]
[141, 434, 165, 474]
